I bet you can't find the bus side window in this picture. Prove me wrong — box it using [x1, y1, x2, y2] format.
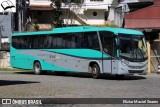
[84, 32, 100, 50]
[100, 31, 116, 56]
[12, 37, 18, 48]
[81, 36, 89, 48]
[47, 36, 51, 48]
[76, 33, 82, 48]
[92, 34, 100, 50]
[22, 37, 29, 49]
[71, 36, 76, 48]
[44, 35, 49, 48]
[53, 36, 57, 48]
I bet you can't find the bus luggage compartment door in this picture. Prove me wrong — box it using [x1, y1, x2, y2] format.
[111, 59, 118, 74]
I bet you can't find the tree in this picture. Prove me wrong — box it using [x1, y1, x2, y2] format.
[51, 0, 83, 28]
[51, 0, 63, 28]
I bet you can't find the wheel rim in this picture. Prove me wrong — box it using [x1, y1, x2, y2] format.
[92, 66, 97, 76]
[35, 64, 40, 73]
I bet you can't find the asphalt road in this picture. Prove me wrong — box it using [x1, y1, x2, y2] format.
[0, 71, 160, 107]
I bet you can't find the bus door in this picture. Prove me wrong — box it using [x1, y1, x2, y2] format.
[111, 37, 119, 74]
[100, 31, 118, 74]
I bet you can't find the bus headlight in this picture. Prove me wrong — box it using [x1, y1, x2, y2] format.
[121, 59, 129, 66]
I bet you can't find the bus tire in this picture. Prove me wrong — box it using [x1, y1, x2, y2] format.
[91, 64, 101, 79]
[34, 61, 42, 75]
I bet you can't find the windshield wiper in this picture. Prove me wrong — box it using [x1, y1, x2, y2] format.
[130, 49, 135, 59]
[132, 48, 145, 60]
[138, 48, 145, 59]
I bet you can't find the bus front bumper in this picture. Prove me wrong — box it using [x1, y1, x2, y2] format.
[117, 60, 148, 75]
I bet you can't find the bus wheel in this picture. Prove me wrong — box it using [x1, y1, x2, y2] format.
[34, 62, 42, 75]
[91, 64, 101, 79]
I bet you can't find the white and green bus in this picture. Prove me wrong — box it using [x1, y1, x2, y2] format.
[10, 26, 148, 79]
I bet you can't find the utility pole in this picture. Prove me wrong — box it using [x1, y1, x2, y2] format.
[18, 0, 22, 32]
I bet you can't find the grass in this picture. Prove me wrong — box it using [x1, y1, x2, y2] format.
[0, 68, 32, 72]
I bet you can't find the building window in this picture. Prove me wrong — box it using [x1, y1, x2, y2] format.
[93, 12, 97, 16]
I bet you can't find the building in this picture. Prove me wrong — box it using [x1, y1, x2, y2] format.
[28, 0, 119, 30]
[0, 0, 29, 50]
[113, 0, 153, 27]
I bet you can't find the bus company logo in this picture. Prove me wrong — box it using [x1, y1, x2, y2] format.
[0, 0, 16, 13]
[2, 99, 11, 104]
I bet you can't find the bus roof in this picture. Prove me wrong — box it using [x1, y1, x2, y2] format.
[102, 27, 143, 35]
[12, 26, 143, 36]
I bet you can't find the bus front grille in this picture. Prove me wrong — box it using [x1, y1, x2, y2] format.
[128, 65, 145, 69]
[128, 70, 144, 73]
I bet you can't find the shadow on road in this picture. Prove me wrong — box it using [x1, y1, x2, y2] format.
[14, 71, 34, 75]
[0, 80, 40, 86]
[15, 71, 147, 81]
[60, 73, 147, 81]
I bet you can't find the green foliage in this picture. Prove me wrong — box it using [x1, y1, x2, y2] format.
[52, 0, 63, 28]
[0, 68, 32, 71]
[33, 19, 40, 31]
[51, 0, 83, 27]
[52, 10, 63, 28]
[34, 24, 39, 31]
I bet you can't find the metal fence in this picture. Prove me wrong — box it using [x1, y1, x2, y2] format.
[150, 40, 160, 72]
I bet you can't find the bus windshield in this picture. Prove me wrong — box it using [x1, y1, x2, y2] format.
[119, 34, 147, 62]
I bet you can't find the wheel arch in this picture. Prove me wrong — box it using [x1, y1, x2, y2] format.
[88, 60, 102, 73]
[33, 60, 43, 70]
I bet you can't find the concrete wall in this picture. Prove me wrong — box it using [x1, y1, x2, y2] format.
[0, 52, 10, 68]
[113, 7, 124, 27]
[0, 14, 12, 38]
[84, 9, 105, 25]
[63, 9, 105, 25]
[84, 0, 113, 10]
